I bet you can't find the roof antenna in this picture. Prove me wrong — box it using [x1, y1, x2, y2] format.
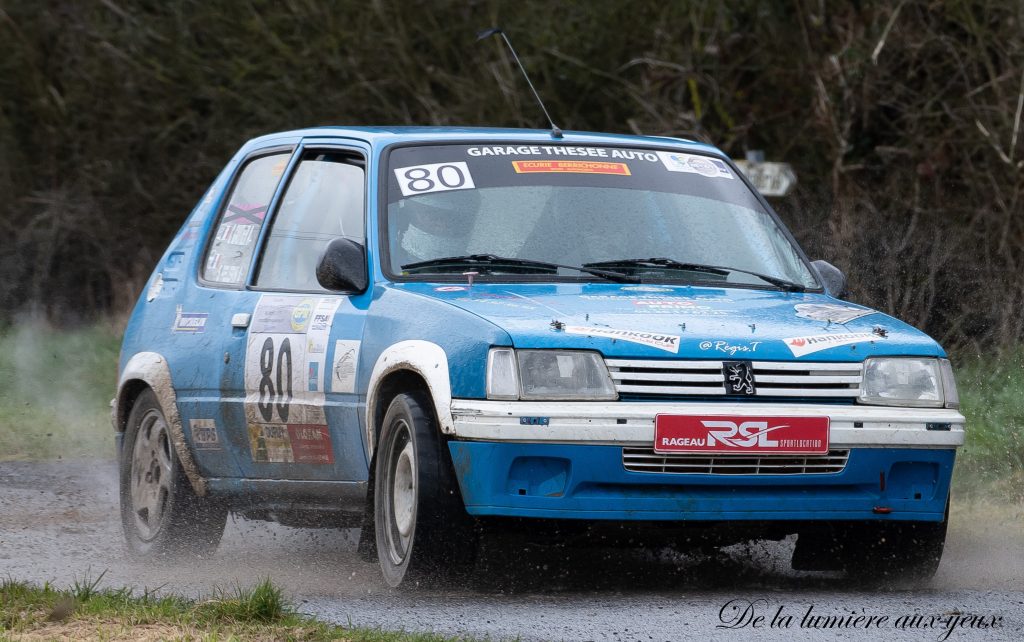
[477, 27, 563, 139]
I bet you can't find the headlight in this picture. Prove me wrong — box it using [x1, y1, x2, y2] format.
[858, 357, 959, 409]
[486, 348, 618, 401]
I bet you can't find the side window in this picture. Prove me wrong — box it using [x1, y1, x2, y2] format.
[256, 150, 366, 291]
[203, 152, 290, 285]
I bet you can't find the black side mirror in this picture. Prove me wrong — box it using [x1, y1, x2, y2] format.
[811, 260, 848, 298]
[316, 238, 368, 292]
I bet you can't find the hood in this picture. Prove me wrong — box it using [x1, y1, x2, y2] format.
[390, 282, 944, 361]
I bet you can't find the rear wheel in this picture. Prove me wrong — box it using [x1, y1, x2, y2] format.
[119, 389, 227, 557]
[374, 391, 475, 588]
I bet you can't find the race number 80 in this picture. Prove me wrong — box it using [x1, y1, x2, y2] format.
[393, 161, 476, 197]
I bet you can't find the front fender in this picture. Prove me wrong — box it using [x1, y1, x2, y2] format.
[364, 341, 452, 461]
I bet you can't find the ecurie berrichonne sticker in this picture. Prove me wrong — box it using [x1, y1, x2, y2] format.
[654, 415, 830, 455]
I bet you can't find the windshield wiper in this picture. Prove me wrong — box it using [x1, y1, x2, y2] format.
[401, 254, 639, 283]
[582, 257, 807, 292]
[584, 257, 729, 276]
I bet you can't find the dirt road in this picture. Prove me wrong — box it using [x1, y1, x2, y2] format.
[1, 460, 1020, 641]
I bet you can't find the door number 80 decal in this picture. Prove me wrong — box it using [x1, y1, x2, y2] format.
[258, 336, 293, 422]
[393, 161, 475, 197]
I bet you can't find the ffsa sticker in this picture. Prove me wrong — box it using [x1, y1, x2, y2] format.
[394, 162, 475, 197]
[657, 151, 733, 179]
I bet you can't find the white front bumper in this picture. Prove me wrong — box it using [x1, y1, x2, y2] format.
[448, 400, 965, 448]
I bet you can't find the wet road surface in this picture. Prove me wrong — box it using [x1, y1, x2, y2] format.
[1, 460, 1021, 641]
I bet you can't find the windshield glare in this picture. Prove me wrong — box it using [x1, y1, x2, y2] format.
[384, 144, 818, 289]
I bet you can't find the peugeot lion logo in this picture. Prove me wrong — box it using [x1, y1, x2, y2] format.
[723, 361, 756, 396]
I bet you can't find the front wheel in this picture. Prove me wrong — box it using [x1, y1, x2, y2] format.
[841, 517, 948, 584]
[794, 512, 948, 584]
[374, 391, 475, 588]
[119, 389, 227, 557]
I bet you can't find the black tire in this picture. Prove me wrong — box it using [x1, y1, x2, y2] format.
[792, 507, 949, 584]
[373, 391, 476, 588]
[119, 389, 227, 557]
[840, 515, 948, 585]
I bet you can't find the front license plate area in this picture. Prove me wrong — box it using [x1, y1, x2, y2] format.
[654, 415, 830, 455]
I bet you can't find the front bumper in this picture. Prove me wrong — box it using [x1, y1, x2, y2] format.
[447, 400, 962, 522]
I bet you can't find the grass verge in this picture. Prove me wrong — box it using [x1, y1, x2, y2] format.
[952, 349, 1024, 501]
[0, 576, 471, 641]
[0, 322, 121, 461]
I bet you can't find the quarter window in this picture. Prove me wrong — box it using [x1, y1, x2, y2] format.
[256, 150, 365, 291]
[203, 152, 290, 285]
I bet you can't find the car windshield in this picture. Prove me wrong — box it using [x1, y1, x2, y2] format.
[383, 143, 819, 289]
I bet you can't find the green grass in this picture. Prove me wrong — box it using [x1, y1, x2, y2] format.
[0, 321, 121, 460]
[952, 349, 1024, 499]
[0, 576, 474, 641]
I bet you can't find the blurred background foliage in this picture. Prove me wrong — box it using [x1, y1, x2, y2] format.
[1, 0, 1022, 351]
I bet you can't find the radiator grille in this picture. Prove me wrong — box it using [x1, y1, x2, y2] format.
[622, 448, 850, 475]
[606, 359, 862, 399]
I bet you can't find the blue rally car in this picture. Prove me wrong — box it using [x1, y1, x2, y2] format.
[113, 127, 964, 587]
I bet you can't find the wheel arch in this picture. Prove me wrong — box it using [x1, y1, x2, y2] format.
[364, 341, 453, 462]
[114, 352, 207, 496]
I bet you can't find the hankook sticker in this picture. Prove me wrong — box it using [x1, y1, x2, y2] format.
[783, 332, 882, 357]
[564, 326, 680, 353]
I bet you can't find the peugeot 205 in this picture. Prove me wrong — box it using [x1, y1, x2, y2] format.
[113, 127, 964, 587]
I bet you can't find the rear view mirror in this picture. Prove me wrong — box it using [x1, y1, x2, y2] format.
[811, 260, 848, 299]
[316, 238, 368, 293]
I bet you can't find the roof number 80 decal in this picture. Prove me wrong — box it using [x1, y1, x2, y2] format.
[394, 161, 476, 197]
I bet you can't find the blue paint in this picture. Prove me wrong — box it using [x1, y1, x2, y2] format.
[449, 442, 954, 522]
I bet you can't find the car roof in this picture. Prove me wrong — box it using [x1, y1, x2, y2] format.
[244, 126, 726, 158]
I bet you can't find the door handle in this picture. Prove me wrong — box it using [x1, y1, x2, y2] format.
[231, 313, 251, 329]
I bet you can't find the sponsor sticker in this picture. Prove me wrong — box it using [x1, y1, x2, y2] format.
[657, 151, 734, 179]
[190, 419, 220, 450]
[466, 145, 659, 162]
[290, 298, 315, 332]
[654, 415, 830, 454]
[308, 362, 319, 392]
[699, 340, 762, 356]
[564, 325, 680, 353]
[794, 303, 875, 324]
[632, 299, 729, 316]
[393, 161, 475, 197]
[146, 273, 164, 302]
[621, 285, 674, 292]
[511, 160, 631, 175]
[783, 332, 882, 357]
[331, 340, 360, 393]
[172, 305, 207, 333]
[288, 424, 334, 464]
[248, 423, 293, 463]
[247, 423, 334, 464]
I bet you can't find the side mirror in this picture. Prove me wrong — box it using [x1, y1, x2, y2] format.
[811, 260, 848, 299]
[316, 238, 368, 293]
